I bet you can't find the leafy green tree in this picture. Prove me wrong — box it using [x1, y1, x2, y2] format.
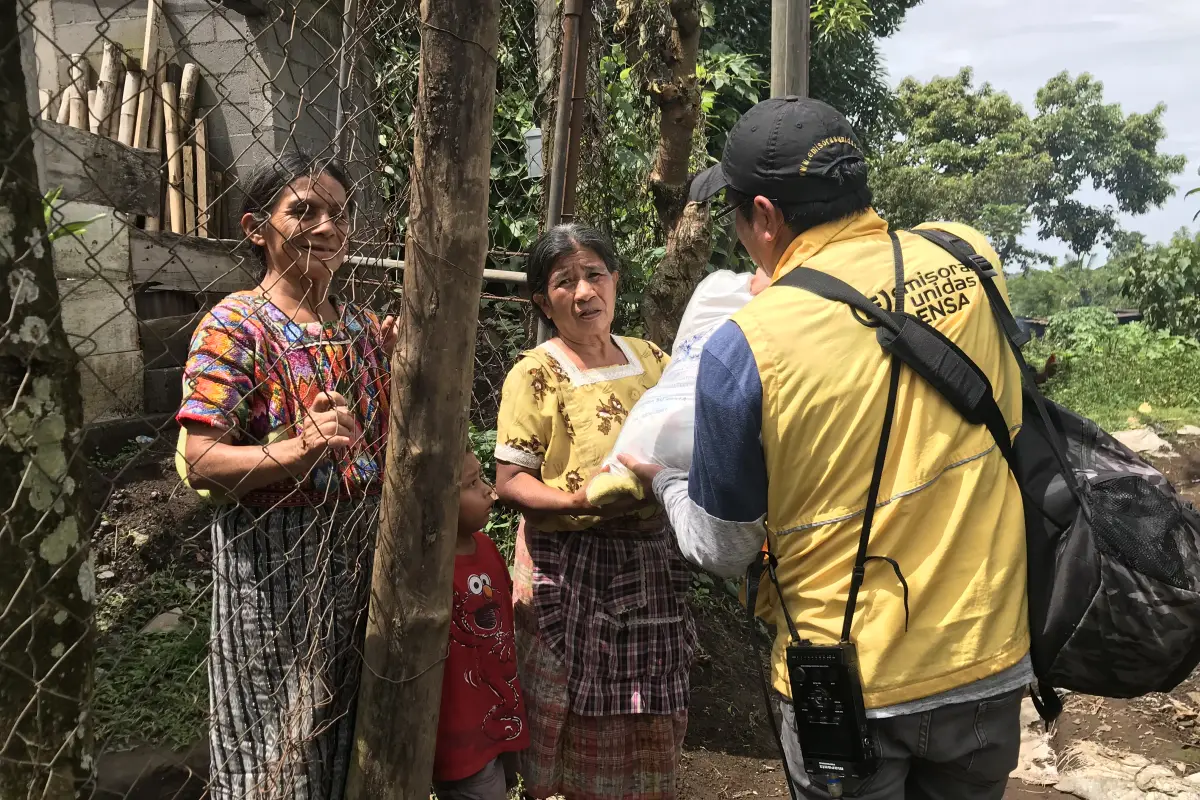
[872, 69, 1187, 266]
[704, 0, 923, 153]
[1119, 228, 1200, 339]
[1005, 257, 1129, 318]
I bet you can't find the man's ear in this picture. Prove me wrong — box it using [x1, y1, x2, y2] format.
[752, 195, 781, 241]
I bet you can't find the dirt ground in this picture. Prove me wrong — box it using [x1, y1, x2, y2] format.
[90, 433, 1200, 799]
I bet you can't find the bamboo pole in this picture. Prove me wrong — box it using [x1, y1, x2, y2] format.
[93, 41, 121, 136]
[161, 80, 185, 234]
[86, 89, 100, 134]
[68, 55, 87, 129]
[55, 86, 73, 125]
[144, 67, 166, 232]
[195, 117, 210, 237]
[39, 89, 52, 120]
[116, 69, 141, 145]
[344, 0, 502, 795]
[133, 0, 161, 148]
[178, 64, 200, 130]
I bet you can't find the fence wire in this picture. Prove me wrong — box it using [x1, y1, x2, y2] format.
[2, 0, 551, 796]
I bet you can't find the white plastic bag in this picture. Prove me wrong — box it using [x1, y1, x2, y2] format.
[588, 270, 754, 504]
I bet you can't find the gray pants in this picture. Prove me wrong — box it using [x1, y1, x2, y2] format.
[433, 757, 510, 800]
[774, 688, 1023, 799]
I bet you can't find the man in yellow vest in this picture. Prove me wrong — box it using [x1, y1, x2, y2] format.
[620, 96, 1030, 799]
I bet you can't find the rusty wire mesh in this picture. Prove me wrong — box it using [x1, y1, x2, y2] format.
[3, 0, 552, 796]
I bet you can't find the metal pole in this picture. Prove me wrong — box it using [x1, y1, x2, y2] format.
[538, 0, 583, 342]
[560, 0, 592, 222]
[771, 0, 810, 98]
[545, 0, 582, 227]
[332, 0, 358, 156]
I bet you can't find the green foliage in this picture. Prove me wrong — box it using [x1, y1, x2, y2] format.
[872, 69, 1187, 265]
[1118, 229, 1200, 340]
[1026, 307, 1200, 431]
[1005, 257, 1128, 318]
[94, 570, 209, 749]
[376, 2, 542, 256]
[42, 186, 104, 242]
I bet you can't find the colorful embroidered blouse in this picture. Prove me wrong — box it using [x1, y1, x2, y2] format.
[494, 336, 668, 531]
[176, 291, 390, 499]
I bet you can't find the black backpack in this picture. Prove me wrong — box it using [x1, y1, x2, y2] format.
[775, 227, 1200, 722]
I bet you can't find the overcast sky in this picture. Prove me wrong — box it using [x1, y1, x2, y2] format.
[879, 0, 1200, 260]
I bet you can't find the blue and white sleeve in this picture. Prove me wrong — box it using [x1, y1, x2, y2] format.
[652, 320, 769, 578]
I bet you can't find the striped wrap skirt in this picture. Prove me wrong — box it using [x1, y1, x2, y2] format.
[207, 497, 378, 800]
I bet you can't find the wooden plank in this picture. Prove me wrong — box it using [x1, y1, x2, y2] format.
[195, 118, 210, 237]
[129, 229, 257, 294]
[139, 313, 201, 367]
[182, 143, 196, 233]
[143, 366, 183, 414]
[34, 119, 161, 215]
[144, 61, 166, 231]
[133, 0, 161, 148]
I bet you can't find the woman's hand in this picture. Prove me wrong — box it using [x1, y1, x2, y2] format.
[299, 391, 356, 456]
[379, 315, 398, 358]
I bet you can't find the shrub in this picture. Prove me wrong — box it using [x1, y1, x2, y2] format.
[1025, 307, 1200, 430]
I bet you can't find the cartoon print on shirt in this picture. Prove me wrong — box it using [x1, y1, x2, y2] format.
[450, 572, 523, 742]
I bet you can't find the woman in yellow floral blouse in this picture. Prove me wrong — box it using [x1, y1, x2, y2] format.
[495, 224, 697, 800]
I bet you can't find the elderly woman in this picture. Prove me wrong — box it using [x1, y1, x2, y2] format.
[495, 224, 697, 800]
[176, 152, 394, 800]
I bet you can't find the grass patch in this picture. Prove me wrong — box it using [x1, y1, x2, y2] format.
[95, 569, 209, 750]
[1025, 308, 1200, 432]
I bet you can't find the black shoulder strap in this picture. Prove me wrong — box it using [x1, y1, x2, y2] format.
[911, 228, 1081, 500]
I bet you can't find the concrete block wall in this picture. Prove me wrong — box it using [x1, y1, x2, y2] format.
[52, 202, 143, 423]
[34, 0, 378, 233]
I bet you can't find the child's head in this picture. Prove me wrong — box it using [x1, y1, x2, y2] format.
[459, 449, 497, 534]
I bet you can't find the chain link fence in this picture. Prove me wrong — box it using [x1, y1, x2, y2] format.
[3, 0, 555, 795]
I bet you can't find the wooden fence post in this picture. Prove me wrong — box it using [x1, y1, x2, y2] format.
[0, 3, 94, 797]
[344, 0, 501, 796]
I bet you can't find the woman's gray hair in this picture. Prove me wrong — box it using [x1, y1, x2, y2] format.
[525, 223, 620, 329]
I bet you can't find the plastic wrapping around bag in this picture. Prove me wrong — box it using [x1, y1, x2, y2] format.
[588, 270, 755, 505]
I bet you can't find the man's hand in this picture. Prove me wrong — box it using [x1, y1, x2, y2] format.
[617, 454, 665, 496]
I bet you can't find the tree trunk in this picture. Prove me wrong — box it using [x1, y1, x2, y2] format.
[637, 0, 712, 351]
[0, 4, 95, 798]
[344, 0, 500, 797]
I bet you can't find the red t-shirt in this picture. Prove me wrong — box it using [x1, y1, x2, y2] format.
[433, 531, 530, 782]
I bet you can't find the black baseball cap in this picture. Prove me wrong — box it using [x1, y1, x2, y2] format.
[690, 96, 868, 204]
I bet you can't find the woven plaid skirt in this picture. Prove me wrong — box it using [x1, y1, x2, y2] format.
[515, 624, 688, 800]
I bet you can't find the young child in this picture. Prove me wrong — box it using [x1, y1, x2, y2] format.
[432, 449, 529, 800]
